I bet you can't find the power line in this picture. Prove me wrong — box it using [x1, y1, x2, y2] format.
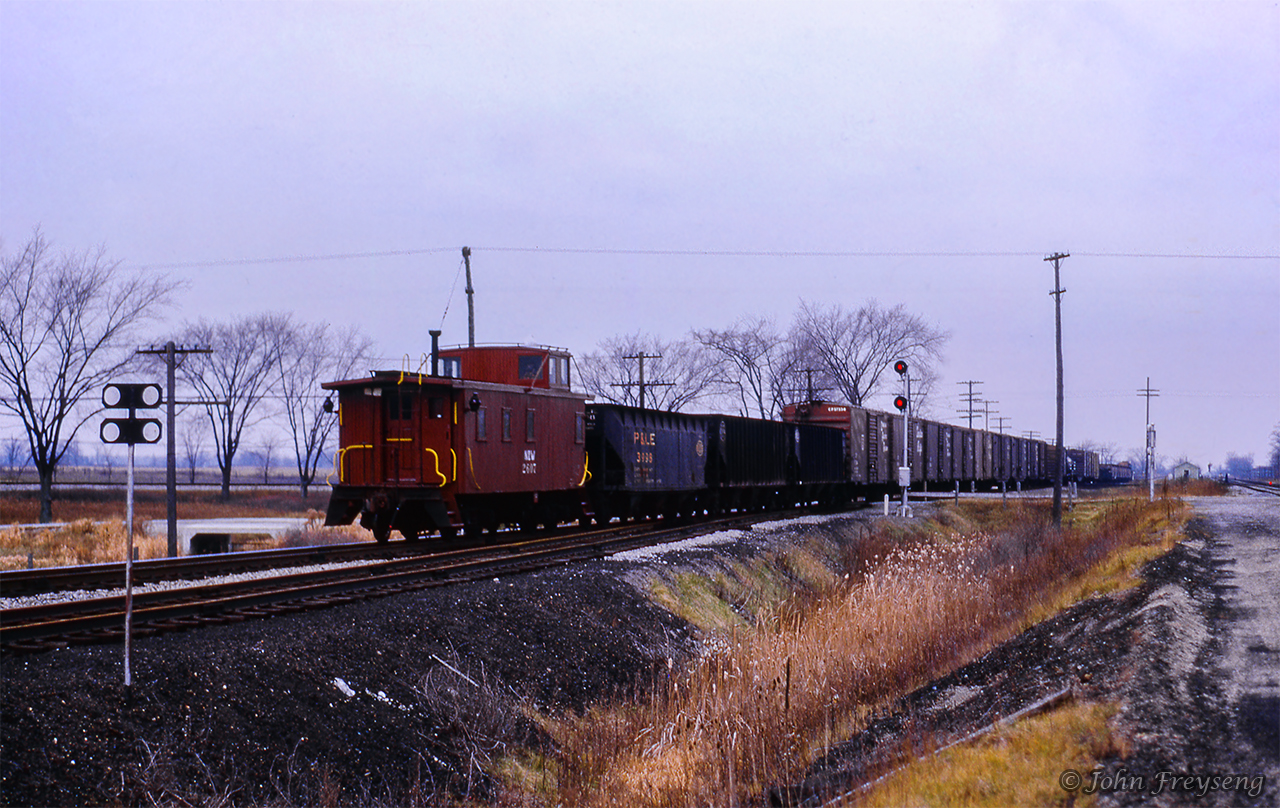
[132, 246, 459, 270]
[126, 246, 1280, 271]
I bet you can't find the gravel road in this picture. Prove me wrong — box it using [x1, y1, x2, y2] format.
[1071, 491, 1277, 807]
[1105, 494, 1274, 808]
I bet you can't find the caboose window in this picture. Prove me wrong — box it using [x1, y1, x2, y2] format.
[574, 412, 585, 444]
[477, 408, 488, 441]
[386, 391, 413, 420]
[440, 357, 461, 379]
[525, 408, 536, 441]
[518, 355, 545, 380]
[501, 408, 512, 442]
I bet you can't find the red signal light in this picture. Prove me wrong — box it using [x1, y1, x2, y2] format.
[893, 360, 908, 376]
[894, 396, 908, 412]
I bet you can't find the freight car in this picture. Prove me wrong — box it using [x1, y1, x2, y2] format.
[323, 341, 1056, 543]
[781, 400, 1054, 492]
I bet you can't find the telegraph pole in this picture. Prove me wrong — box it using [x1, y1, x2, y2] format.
[1045, 252, 1069, 528]
[613, 353, 672, 410]
[982, 400, 999, 432]
[462, 246, 475, 348]
[956, 380, 983, 427]
[137, 342, 211, 557]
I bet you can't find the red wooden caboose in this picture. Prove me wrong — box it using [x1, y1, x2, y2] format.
[323, 343, 589, 541]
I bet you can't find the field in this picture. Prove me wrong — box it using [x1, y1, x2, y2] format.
[0, 486, 371, 570]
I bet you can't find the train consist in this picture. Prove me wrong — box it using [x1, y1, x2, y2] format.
[322, 343, 1087, 542]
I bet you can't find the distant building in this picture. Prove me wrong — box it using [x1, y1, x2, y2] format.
[1171, 461, 1200, 482]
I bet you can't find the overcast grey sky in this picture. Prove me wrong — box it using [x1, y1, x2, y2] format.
[2, 1, 1277, 468]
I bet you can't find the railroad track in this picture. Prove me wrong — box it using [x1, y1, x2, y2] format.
[0, 510, 811, 654]
[0, 533, 498, 598]
[1228, 479, 1280, 497]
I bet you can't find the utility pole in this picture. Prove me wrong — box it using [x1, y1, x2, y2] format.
[1137, 377, 1160, 500]
[1045, 252, 1069, 528]
[462, 246, 475, 348]
[956, 380, 983, 427]
[137, 342, 212, 557]
[612, 353, 672, 410]
[982, 400, 999, 432]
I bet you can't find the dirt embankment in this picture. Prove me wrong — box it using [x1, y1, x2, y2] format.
[3, 498, 1277, 807]
[785, 494, 1278, 807]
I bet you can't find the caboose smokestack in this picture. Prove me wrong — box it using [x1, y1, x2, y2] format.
[429, 330, 441, 377]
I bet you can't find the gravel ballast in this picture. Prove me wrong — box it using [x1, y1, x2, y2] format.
[3, 497, 1277, 806]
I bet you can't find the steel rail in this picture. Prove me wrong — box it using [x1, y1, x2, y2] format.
[1227, 479, 1280, 497]
[0, 511, 787, 653]
[0, 538, 469, 597]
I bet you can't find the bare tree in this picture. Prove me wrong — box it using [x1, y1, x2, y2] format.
[576, 331, 721, 412]
[254, 434, 279, 485]
[692, 316, 788, 419]
[1224, 452, 1254, 480]
[277, 322, 374, 498]
[790, 299, 949, 408]
[179, 412, 206, 484]
[177, 313, 290, 500]
[2, 435, 30, 483]
[94, 445, 117, 484]
[0, 230, 175, 521]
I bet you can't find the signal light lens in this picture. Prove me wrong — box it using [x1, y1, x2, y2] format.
[102, 383, 163, 409]
[894, 396, 908, 412]
[100, 417, 162, 444]
[893, 360, 908, 376]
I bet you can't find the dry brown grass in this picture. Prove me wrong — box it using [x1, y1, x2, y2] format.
[0, 519, 166, 569]
[0, 491, 371, 569]
[533, 495, 1185, 808]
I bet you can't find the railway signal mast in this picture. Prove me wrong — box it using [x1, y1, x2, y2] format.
[100, 382, 163, 689]
[1138, 377, 1159, 501]
[893, 360, 912, 517]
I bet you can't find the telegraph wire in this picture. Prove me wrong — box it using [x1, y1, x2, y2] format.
[126, 246, 1280, 270]
[132, 246, 459, 270]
